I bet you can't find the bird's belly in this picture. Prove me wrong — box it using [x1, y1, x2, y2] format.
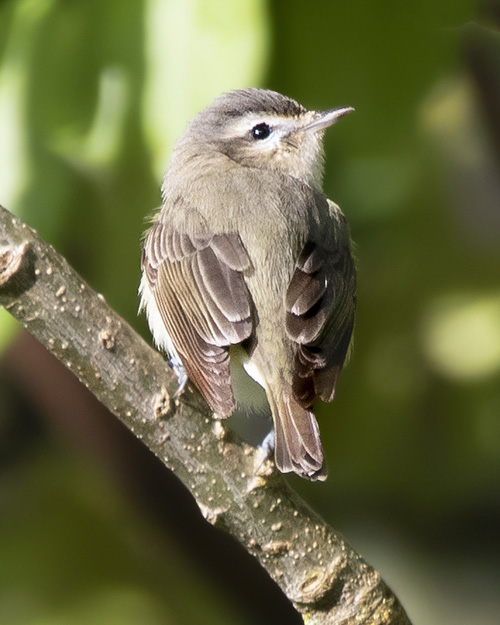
[229, 345, 269, 413]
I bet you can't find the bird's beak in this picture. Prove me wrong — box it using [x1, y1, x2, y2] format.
[301, 106, 354, 133]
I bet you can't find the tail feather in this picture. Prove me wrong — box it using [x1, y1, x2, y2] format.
[270, 388, 326, 481]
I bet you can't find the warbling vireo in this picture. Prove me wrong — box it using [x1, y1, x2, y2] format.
[140, 88, 356, 480]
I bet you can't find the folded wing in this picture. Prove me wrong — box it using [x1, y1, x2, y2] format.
[285, 207, 356, 409]
[141, 219, 254, 417]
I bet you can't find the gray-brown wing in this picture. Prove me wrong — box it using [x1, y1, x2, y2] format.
[142, 219, 253, 417]
[285, 210, 356, 408]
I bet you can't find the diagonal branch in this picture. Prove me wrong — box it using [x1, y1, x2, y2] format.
[0, 204, 412, 625]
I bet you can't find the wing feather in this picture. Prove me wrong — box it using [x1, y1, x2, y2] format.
[142, 218, 253, 417]
[285, 205, 356, 408]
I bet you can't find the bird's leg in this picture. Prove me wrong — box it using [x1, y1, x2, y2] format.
[169, 357, 188, 396]
[254, 428, 275, 473]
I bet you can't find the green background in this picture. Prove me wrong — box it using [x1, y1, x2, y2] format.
[1, 1, 499, 623]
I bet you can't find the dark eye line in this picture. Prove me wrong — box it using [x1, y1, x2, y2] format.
[251, 122, 272, 140]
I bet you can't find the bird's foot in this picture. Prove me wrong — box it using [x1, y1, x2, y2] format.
[254, 429, 275, 475]
[170, 358, 188, 397]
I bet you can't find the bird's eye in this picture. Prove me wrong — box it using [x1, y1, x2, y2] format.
[251, 123, 272, 140]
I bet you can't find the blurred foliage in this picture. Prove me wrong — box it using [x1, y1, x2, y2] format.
[0, 444, 252, 625]
[1, 0, 500, 623]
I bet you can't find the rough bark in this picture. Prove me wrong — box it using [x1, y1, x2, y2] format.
[0, 204, 412, 625]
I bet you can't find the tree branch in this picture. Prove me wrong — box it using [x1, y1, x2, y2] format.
[0, 204, 412, 625]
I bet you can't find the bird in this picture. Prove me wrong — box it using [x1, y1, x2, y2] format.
[140, 88, 356, 480]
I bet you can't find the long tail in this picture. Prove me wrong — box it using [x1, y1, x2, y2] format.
[268, 386, 327, 481]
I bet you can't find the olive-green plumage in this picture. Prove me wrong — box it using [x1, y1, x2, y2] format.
[140, 88, 356, 480]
